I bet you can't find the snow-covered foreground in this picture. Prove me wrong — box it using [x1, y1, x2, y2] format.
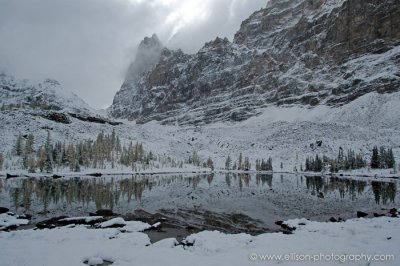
[0, 216, 398, 266]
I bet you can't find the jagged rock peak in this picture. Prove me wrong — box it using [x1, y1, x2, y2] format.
[139, 34, 162, 49]
[125, 34, 164, 81]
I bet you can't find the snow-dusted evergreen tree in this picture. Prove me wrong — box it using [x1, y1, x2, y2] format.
[22, 133, 34, 169]
[386, 148, 395, 169]
[0, 153, 4, 171]
[238, 153, 243, 170]
[44, 131, 53, 173]
[14, 133, 24, 156]
[232, 161, 237, 170]
[188, 151, 200, 166]
[371, 146, 380, 169]
[37, 146, 46, 172]
[257, 157, 273, 171]
[242, 157, 251, 171]
[267, 157, 273, 171]
[67, 144, 75, 171]
[305, 155, 323, 172]
[28, 154, 36, 173]
[379, 146, 387, 168]
[225, 155, 231, 170]
[206, 157, 214, 170]
[337, 147, 344, 170]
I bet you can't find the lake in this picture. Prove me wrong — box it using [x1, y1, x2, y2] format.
[0, 173, 398, 233]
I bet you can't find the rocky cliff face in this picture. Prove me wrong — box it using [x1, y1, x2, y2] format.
[110, 34, 164, 119]
[109, 0, 400, 124]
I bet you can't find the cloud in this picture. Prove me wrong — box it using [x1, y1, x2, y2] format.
[0, 0, 266, 109]
[162, 0, 266, 53]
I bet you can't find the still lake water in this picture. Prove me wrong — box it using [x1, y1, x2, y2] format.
[0, 173, 398, 228]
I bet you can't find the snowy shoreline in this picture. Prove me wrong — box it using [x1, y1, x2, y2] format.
[1, 168, 399, 180]
[1, 213, 399, 266]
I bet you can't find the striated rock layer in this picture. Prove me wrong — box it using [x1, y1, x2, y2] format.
[110, 0, 400, 125]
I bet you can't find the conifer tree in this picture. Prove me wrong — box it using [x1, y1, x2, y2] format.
[44, 131, 53, 173]
[238, 153, 243, 170]
[207, 157, 214, 170]
[225, 155, 231, 170]
[379, 146, 387, 168]
[243, 157, 251, 171]
[371, 146, 380, 169]
[22, 133, 34, 169]
[37, 147, 46, 172]
[0, 153, 4, 171]
[14, 133, 24, 156]
[387, 148, 395, 169]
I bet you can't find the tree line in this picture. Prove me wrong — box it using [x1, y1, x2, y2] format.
[224, 153, 273, 171]
[305, 146, 396, 173]
[4, 129, 211, 173]
[224, 153, 252, 171]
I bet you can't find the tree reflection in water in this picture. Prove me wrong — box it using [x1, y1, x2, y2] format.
[371, 181, 397, 204]
[0, 174, 397, 215]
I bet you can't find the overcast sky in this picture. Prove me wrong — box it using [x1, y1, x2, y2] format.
[0, 0, 266, 109]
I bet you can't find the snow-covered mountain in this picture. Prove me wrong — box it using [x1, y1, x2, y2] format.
[0, 73, 94, 115]
[0, 0, 399, 172]
[109, 0, 400, 125]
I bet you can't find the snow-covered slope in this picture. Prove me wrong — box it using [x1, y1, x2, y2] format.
[109, 0, 400, 125]
[1, 90, 399, 172]
[0, 73, 94, 115]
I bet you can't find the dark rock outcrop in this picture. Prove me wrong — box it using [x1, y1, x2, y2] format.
[6, 173, 18, 179]
[52, 174, 63, 179]
[93, 209, 114, 217]
[87, 173, 102, 177]
[0, 207, 10, 214]
[329, 217, 338, 223]
[69, 113, 123, 126]
[36, 216, 105, 228]
[357, 211, 368, 218]
[42, 112, 71, 124]
[36, 216, 69, 229]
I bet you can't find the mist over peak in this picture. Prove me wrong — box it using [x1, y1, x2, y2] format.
[125, 34, 164, 82]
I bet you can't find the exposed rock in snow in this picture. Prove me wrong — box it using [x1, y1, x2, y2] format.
[59, 216, 104, 224]
[122, 221, 152, 233]
[0, 213, 29, 230]
[98, 217, 127, 228]
[85, 257, 104, 266]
